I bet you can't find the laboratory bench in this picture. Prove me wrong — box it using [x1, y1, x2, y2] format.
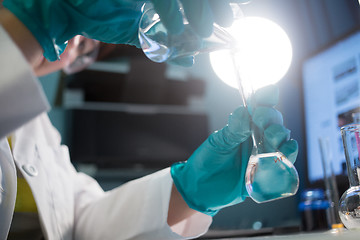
[199, 228, 359, 240]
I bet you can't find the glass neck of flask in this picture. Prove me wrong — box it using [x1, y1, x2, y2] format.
[230, 52, 265, 155]
[198, 24, 238, 54]
[346, 162, 360, 188]
[170, 24, 237, 61]
[342, 125, 360, 187]
[345, 159, 360, 188]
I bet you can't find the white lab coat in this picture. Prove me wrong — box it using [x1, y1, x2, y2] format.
[0, 25, 212, 240]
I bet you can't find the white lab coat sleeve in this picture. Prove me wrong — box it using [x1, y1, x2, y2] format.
[0, 25, 50, 138]
[73, 168, 212, 240]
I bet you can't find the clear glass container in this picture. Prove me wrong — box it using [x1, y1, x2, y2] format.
[245, 151, 299, 202]
[231, 53, 299, 203]
[339, 124, 360, 229]
[138, 3, 240, 63]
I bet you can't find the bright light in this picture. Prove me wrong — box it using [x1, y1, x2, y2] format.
[210, 17, 293, 91]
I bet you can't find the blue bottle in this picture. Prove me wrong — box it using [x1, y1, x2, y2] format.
[299, 189, 330, 231]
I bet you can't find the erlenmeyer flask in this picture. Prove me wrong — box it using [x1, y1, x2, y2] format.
[138, 3, 241, 63]
[339, 124, 360, 229]
[245, 148, 299, 203]
[231, 54, 299, 203]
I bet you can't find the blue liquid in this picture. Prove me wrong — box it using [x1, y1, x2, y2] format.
[245, 152, 299, 203]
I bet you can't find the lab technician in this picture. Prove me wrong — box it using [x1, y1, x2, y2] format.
[0, 0, 299, 239]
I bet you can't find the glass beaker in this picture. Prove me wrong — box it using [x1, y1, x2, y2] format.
[138, 3, 241, 63]
[339, 124, 360, 229]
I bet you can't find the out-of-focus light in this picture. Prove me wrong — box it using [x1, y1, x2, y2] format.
[210, 17, 293, 91]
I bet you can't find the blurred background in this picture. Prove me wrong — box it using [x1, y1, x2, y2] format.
[38, 0, 360, 237]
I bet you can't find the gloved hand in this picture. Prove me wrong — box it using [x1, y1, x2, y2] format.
[150, 0, 251, 67]
[170, 85, 298, 216]
[3, 0, 249, 64]
[151, 0, 250, 38]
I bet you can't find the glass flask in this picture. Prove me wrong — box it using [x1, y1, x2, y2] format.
[138, 3, 241, 63]
[138, 2, 299, 203]
[339, 124, 360, 229]
[245, 151, 299, 203]
[229, 51, 299, 203]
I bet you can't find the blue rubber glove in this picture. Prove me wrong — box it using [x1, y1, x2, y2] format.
[3, 0, 248, 63]
[3, 0, 144, 61]
[170, 85, 298, 216]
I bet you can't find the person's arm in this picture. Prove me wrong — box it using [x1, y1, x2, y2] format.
[167, 184, 198, 226]
[0, 7, 49, 138]
[0, 8, 43, 68]
[73, 168, 212, 240]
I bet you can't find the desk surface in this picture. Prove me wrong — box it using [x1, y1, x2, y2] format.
[219, 229, 359, 240]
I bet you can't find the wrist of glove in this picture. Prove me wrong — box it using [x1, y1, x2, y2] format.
[171, 111, 252, 216]
[170, 85, 298, 216]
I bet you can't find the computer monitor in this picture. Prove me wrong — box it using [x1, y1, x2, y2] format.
[302, 29, 360, 184]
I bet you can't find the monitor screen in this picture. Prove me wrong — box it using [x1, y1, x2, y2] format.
[302, 30, 360, 183]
